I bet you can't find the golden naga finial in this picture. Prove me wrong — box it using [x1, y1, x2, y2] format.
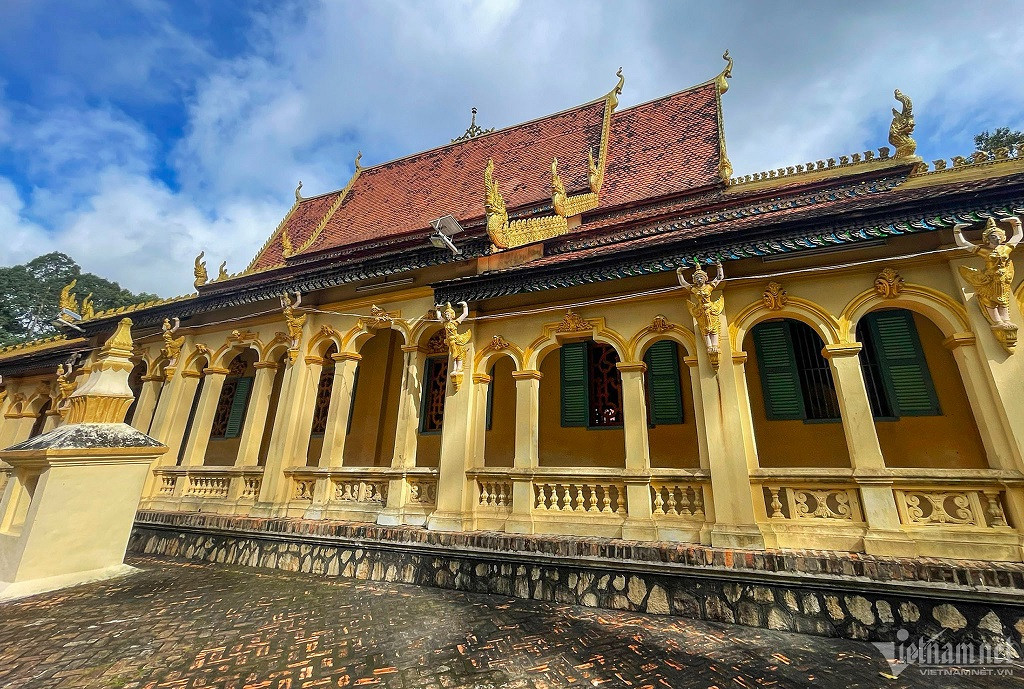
[58, 279, 79, 320]
[281, 229, 294, 257]
[217, 261, 229, 281]
[716, 50, 734, 94]
[354, 151, 363, 171]
[80, 293, 95, 320]
[889, 89, 917, 158]
[295, 181, 304, 202]
[607, 67, 625, 110]
[587, 148, 601, 194]
[551, 158, 568, 217]
[194, 251, 208, 288]
[484, 158, 510, 247]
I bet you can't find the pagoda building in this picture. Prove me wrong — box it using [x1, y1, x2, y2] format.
[2, 57, 1024, 563]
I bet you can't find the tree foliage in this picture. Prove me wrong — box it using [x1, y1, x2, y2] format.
[0, 253, 159, 347]
[974, 128, 1024, 152]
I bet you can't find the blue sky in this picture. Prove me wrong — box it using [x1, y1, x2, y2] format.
[1, 0, 1022, 296]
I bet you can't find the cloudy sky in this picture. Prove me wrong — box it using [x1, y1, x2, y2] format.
[1, 1, 1022, 296]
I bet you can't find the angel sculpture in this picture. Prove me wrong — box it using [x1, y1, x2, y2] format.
[677, 260, 725, 357]
[55, 364, 76, 407]
[160, 317, 185, 364]
[194, 251, 208, 288]
[436, 301, 471, 378]
[954, 216, 1023, 331]
[281, 291, 307, 348]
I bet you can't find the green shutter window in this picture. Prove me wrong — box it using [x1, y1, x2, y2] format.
[865, 310, 941, 416]
[224, 377, 253, 439]
[752, 321, 806, 420]
[643, 341, 684, 425]
[485, 365, 495, 431]
[560, 342, 589, 427]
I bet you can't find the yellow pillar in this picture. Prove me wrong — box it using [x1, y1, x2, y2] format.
[505, 370, 540, 534]
[141, 367, 199, 498]
[318, 353, 361, 468]
[233, 362, 280, 467]
[254, 355, 322, 511]
[379, 346, 425, 526]
[696, 313, 765, 549]
[41, 408, 62, 434]
[685, 356, 714, 543]
[129, 374, 163, 433]
[617, 362, 657, 540]
[426, 345, 475, 532]
[823, 343, 916, 557]
[179, 368, 227, 467]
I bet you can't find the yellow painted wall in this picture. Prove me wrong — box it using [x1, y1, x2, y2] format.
[484, 356, 515, 467]
[645, 342, 701, 469]
[538, 347, 626, 468]
[874, 312, 987, 469]
[345, 331, 403, 467]
[742, 328, 851, 468]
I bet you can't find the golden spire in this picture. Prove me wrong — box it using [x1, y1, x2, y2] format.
[64, 318, 137, 424]
[716, 50, 733, 94]
[889, 89, 917, 158]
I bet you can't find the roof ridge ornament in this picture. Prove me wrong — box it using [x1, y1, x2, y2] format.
[452, 107, 495, 143]
[716, 50, 733, 94]
[889, 89, 917, 159]
[354, 150, 363, 171]
[295, 181, 304, 202]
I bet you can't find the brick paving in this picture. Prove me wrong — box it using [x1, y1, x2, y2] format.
[0, 556, 1018, 689]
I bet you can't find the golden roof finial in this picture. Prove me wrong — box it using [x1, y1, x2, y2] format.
[452, 109, 494, 143]
[193, 251, 208, 288]
[295, 181, 304, 202]
[64, 318, 137, 424]
[58, 279, 79, 321]
[551, 157, 567, 217]
[354, 151, 363, 171]
[716, 50, 733, 94]
[889, 89, 916, 158]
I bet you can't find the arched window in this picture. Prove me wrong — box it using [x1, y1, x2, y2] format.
[857, 309, 940, 418]
[420, 332, 449, 433]
[559, 341, 623, 428]
[752, 320, 840, 421]
[210, 354, 255, 440]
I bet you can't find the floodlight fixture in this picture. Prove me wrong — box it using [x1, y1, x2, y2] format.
[429, 215, 463, 256]
[52, 308, 85, 333]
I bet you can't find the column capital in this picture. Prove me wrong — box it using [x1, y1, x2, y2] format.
[253, 361, 280, 371]
[331, 351, 362, 362]
[943, 331, 977, 350]
[731, 351, 748, 365]
[511, 370, 543, 381]
[179, 369, 201, 379]
[683, 355, 700, 368]
[203, 366, 231, 376]
[821, 342, 862, 359]
[401, 344, 426, 354]
[471, 373, 491, 384]
[303, 355, 325, 365]
[615, 361, 647, 374]
[140, 374, 165, 382]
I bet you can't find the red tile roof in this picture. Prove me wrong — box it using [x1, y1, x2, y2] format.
[248, 80, 723, 271]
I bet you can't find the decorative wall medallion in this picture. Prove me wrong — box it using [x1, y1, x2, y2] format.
[762, 282, 788, 310]
[874, 268, 905, 299]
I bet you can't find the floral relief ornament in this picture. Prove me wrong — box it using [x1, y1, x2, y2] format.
[874, 268, 904, 299]
[762, 282, 788, 311]
[678, 260, 725, 369]
[954, 216, 1023, 353]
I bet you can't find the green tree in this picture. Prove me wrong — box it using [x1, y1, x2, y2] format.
[0, 253, 159, 347]
[974, 127, 1024, 152]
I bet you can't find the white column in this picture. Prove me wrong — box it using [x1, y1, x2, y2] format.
[379, 346, 426, 526]
[233, 362, 280, 467]
[180, 368, 228, 468]
[505, 370, 541, 534]
[824, 343, 915, 556]
[617, 362, 657, 540]
[318, 353, 361, 468]
[426, 344, 476, 532]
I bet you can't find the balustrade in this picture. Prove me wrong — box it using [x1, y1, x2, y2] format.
[764, 485, 863, 522]
[650, 483, 705, 519]
[332, 478, 388, 504]
[533, 482, 626, 515]
[477, 480, 512, 509]
[894, 487, 1008, 528]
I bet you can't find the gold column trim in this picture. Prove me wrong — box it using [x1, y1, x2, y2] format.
[821, 342, 863, 359]
[511, 370, 543, 381]
[471, 373, 492, 385]
[331, 352, 362, 362]
[615, 362, 647, 374]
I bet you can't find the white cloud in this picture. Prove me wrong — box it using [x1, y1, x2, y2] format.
[3, 0, 1024, 299]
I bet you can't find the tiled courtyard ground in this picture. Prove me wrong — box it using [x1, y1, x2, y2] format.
[0, 556, 1018, 688]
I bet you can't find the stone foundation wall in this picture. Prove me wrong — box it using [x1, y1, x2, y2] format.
[130, 511, 1024, 646]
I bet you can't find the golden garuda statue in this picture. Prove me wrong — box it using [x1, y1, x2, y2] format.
[436, 301, 471, 379]
[889, 89, 916, 158]
[677, 260, 725, 361]
[954, 216, 1022, 333]
[160, 317, 185, 364]
[280, 291, 307, 348]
